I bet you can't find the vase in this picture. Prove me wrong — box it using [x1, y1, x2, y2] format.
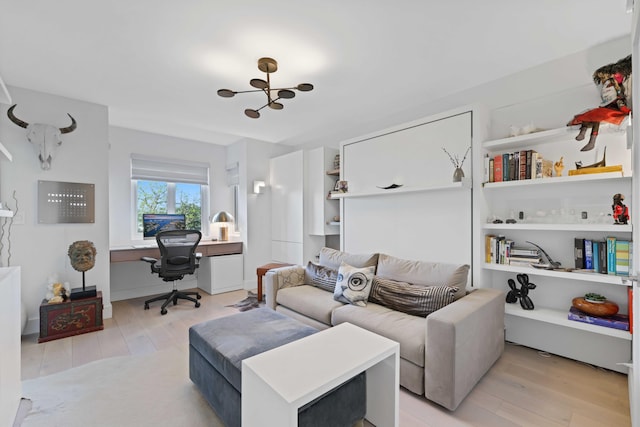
[453, 167, 464, 182]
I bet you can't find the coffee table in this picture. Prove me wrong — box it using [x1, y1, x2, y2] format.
[242, 322, 399, 426]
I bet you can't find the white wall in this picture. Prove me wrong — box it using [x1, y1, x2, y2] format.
[227, 139, 291, 287]
[108, 126, 232, 300]
[0, 86, 110, 334]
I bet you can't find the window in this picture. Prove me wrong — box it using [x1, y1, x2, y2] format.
[131, 155, 209, 237]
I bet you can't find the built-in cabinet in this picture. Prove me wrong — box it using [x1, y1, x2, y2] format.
[198, 254, 244, 295]
[306, 147, 340, 236]
[474, 125, 633, 372]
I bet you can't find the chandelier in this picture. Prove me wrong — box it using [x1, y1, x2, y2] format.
[217, 57, 314, 119]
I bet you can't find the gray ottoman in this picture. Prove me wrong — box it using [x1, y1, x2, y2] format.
[189, 308, 366, 427]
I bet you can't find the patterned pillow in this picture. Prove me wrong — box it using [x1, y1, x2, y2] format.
[333, 262, 375, 307]
[304, 262, 338, 293]
[369, 276, 458, 317]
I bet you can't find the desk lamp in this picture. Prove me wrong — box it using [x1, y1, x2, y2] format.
[211, 211, 234, 241]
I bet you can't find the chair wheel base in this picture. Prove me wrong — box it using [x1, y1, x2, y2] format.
[196, 294, 202, 300]
[195, 302, 201, 308]
[144, 303, 149, 310]
[161, 308, 168, 315]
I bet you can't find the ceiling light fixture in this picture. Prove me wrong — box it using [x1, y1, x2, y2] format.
[217, 57, 314, 119]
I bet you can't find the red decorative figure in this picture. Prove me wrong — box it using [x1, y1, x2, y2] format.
[612, 193, 629, 225]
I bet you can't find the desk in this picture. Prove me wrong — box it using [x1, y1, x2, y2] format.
[110, 240, 243, 263]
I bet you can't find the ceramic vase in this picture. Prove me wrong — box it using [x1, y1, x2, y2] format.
[453, 167, 464, 182]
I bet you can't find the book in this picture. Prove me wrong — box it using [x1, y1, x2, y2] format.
[535, 155, 543, 178]
[592, 241, 599, 273]
[485, 234, 495, 263]
[503, 153, 509, 182]
[542, 158, 553, 178]
[568, 164, 623, 176]
[615, 239, 630, 276]
[584, 239, 593, 270]
[510, 248, 539, 257]
[607, 237, 617, 275]
[489, 158, 494, 183]
[483, 155, 490, 183]
[519, 151, 527, 180]
[574, 238, 584, 269]
[629, 287, 634, 334]
[568, 307, 629, 331]
[494, 155, 503, 182]
[597, 240, 607, 274]
[508, 153, 516, 181]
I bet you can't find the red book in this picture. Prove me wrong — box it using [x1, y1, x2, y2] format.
[493, 155, 503, 182]
[629, 287, 634, 334]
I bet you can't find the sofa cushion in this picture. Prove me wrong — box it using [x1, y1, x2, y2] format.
[277, 285, 344, 326]
[332, 302, 425, 367]
[333, 263, 375, 306]
[376, 253, 469, 300]
[369, 276, 458, 317]
[304, 262, 338, 293]
[319, 247, 378, 271]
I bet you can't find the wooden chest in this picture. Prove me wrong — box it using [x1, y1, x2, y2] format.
[39, 291, 104, 343]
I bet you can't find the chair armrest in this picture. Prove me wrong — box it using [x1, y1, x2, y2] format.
[424, 287, 505, 410]
[264, 265, 306, 310]
[141, 256, 157, 264]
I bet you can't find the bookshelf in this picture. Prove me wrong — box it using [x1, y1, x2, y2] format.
[329, 180, 471, 199]
[474, 125, 633, 373]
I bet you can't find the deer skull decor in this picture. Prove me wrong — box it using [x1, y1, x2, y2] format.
[7, 104, 77, 170]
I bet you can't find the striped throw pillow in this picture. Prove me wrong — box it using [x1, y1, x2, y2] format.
[369, 276, 458, 317]
[304, 262, 338, 293]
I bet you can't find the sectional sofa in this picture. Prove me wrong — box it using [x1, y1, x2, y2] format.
[264, 247, 505, 410]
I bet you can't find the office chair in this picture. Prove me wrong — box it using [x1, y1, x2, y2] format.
[142, 229, 202, 315]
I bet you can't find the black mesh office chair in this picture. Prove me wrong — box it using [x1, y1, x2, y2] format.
[142, 229, 202, 315]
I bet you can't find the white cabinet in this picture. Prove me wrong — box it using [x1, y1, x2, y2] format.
[306, 147, 339, 236]
[474, 125, 632, 372]
[198, 254, 244, 295]
[0, 267, 21, 427]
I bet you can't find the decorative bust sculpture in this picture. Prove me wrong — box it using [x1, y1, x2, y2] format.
[68, 240, 97, 272]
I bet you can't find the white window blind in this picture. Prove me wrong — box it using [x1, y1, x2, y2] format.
[131, 154, 209, 185]
[226, 162, 239, 186]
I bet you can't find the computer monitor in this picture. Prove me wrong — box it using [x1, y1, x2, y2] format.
[142, 213, 186, 239]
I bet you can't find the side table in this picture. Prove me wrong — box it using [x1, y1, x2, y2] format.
[39, 291, 104, 343]
[256, 263, 293, 302]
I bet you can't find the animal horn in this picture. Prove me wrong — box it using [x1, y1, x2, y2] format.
[7, 104, 29, 128]
[59, 114, 77, 134]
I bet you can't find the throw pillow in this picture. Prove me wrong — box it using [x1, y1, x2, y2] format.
[304, 262, 338, 293]
[333, 262, 375, 307]
[319, 247, 379, 271]
[369, 276, 458, 317]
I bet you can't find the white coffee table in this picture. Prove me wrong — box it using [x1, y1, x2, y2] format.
[241, 322, 400, 427]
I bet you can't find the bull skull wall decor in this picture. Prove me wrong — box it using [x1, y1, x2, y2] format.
[7, 104, 77, 170]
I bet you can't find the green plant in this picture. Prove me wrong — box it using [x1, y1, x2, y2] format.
[584, 292, 606, 302]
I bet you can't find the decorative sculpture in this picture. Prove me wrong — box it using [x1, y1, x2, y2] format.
[7, 104, 77, 170]
[506, 274, 536, 310]
[68, 240, 97, 299]
[612, 193, 629, 225]
[567, 55, 632, 151]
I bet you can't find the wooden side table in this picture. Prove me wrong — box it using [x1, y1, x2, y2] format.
[256, 263, 293, 302]
[39, 291, 104, 343]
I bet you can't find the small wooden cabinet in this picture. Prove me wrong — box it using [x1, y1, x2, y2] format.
[39, 291, 104, 343]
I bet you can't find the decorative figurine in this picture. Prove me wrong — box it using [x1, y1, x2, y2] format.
[442, 146, 471, 182]
[506, 274, 536, 310]
[553, 157, 564, 176]
[68, 240, 98, 299]
[567, 55, 632, 151]
[612, 193, 629, 224]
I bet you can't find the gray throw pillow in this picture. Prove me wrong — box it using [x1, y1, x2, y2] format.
[304, 262, 338, 293]
[319, 247, 379, 271]
[369, 276, 458, 317]
[333, 262, 375, 307]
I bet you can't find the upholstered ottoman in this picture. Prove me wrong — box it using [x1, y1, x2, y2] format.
[189, 308, 366, 427]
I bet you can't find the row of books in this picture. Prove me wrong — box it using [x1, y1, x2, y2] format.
[484, 150, 553, 183]
[574, 237, 633, 276]
[485, 235, 541, 266]
[568, 306, 630, 331]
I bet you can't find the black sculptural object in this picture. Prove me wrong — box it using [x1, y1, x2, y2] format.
[506, 274, 536, 310]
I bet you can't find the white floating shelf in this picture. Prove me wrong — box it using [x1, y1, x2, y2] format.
[0, 210, 14, 218]
[505, 304, 631, 340]
[0, 141, 13, 162]
[482, 223, 632, 232]
[483, 263, 630, 285]
[484, 124, 627, 151]
[483, 171, 629, 189]
[329, 180, 471, 199]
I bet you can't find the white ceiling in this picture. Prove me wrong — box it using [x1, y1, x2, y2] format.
[0, 1, 633, 146]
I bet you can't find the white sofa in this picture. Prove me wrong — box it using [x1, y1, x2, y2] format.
[264, 248, 505, 411]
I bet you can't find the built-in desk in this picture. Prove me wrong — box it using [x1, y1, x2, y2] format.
[109, 240, 243, 263]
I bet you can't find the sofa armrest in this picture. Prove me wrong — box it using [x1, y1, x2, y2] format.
[264, 265, 306, 310]
[424, 287, 505, 410]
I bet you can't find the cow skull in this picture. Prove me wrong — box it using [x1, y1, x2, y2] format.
[6, 104, 77, 170]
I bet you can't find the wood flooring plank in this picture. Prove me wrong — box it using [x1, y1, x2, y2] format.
[71, 331, 102, 367]
[39, 337, 72, 377]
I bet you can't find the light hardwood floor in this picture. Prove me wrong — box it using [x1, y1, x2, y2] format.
[21, 289, 631, 427]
